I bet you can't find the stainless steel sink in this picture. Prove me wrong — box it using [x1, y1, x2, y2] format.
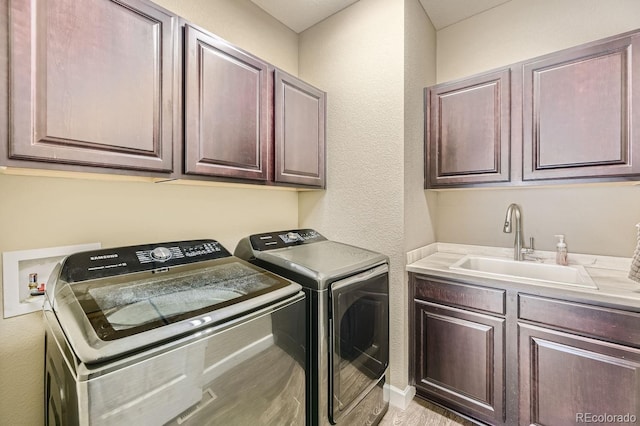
[449, 255, 597, 289]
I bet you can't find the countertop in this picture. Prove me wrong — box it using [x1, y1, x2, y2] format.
[406, 243, 640, 310]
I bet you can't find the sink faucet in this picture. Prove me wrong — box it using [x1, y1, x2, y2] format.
[503, 203, 533, 261]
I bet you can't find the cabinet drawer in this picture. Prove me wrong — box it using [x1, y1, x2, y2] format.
[413, 276, 505, 315]
[518, 294, 640, 347]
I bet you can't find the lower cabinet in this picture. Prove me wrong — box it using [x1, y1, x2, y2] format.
[410, 275, 507, 425]
[414, 301, 505, 424]
[409, 273, 640, 426]
[518, 294, 640, 426]
[519, 324, 640, 426]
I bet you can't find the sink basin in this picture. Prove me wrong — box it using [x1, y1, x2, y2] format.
[449, 255, 597, 289]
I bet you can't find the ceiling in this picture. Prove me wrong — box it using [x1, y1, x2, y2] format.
[419, 0, 511, 29]
[250, 0, 360, 33]
[250, 0, 512, 33]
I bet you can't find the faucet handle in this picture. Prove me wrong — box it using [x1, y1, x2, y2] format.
[522, 237, 535, 255]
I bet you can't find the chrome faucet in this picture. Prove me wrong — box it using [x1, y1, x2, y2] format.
[503, 203, 533, 261]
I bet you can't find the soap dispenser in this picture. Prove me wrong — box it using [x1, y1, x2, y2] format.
[555, 234, 568, 266]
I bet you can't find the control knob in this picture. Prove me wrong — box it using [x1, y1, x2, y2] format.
[286, 232, 301, 242]
[150, 247, 172, 262]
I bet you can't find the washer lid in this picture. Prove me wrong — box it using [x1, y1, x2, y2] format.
[49, 241, 301, 364]
[70, 258, 291, 341]
[254, 240, 388, 288]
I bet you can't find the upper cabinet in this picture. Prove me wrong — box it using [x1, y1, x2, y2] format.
[522, 34, 640, 181]
[3, 0, 326, 189]
[8, 0, 178, 172]
[274, 69, 326, 188]
[426, 69, 510, 187]
[183, 24, 270, 181]
[425, 30, 640, 189]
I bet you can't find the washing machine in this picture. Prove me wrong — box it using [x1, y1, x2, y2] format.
[235, 229, 389, 425]
[44, 239, 306, 425]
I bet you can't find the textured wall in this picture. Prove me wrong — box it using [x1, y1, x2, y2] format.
[401, 0, 437, 391]
[0, 1, 298, 424]
[404, 0, 437, 252]
[435, 0, 640, 257]
[298, 0, 406, 389]
[298, 0, 438, 393]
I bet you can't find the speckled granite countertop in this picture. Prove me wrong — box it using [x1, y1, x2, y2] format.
[406, 243, 640, 310]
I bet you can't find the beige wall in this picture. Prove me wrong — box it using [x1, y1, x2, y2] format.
[437, 0, 640, 82]
[298, 0, 437, 393]
[435, 0, 640, 257]
[154, 0, 298, 75]
[404, 0, 437, 252]
[0, 1, 298, 424]
[402, 0, 437, 391]
[298, 0, 407, 389]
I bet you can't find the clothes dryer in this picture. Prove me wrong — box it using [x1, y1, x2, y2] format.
[235, 229, 389, 426]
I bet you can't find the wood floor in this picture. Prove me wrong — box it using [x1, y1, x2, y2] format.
[379, 397, 475, 426]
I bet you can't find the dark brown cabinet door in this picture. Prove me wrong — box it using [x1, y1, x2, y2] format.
[414, 300, 505, 425]
[519, 323, 640, 426]
[426, 69, 511, 188]
[522, 33, 640, 181]
[184, 24, 269, 181]
[274, 69, 326, 188]
[9, 0, 177, 172]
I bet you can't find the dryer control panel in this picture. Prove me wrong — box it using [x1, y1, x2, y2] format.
[250, 229, 326, 251]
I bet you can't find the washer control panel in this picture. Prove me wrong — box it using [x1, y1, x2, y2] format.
[136, 242, 222, 264]
[61, 240, 231, 283]
[250, 229, 326, 251]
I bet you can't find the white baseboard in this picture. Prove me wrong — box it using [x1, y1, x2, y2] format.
[383, 384, 416, 410]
